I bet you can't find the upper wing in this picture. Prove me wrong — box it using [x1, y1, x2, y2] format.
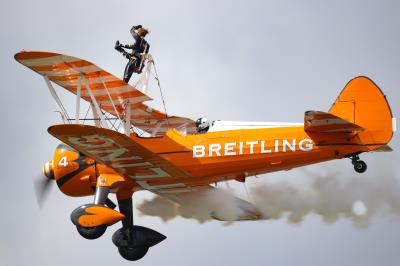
[48, 124, 191, 180]
[304, 110, 364, 133]
[15, 51, 196, 136]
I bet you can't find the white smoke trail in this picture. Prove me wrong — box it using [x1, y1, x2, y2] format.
[137, 188, 249, 224]
[250, 169, 400, 227]
[136, 162, 400, 227]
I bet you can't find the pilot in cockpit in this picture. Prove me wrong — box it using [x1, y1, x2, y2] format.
[195, 117, 210, 133]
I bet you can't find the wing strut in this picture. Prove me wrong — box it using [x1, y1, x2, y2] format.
[81, 74, 106, 127]
[99, 75, 122, 122]
[90, 102, 100, 127]
[124, 100, 131, 136]
[75, 75, 81, 123]
[43, 75, 71, 124]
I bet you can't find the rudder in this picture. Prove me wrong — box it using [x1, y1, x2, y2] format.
[329, 76, 395, 149]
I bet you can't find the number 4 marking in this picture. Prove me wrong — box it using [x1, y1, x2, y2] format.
[58, 156, 69, 167]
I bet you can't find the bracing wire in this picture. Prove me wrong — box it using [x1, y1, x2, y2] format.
[82, 104, 91, 125]
[151, 60, 171, 128]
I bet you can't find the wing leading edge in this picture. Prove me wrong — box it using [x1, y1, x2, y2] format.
[48, 124, 191, 181]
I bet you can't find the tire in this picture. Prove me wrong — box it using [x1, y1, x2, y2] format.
[118, 245, 149, 261]
[76, 225, 107, 240]
[354, 160, 367, 173]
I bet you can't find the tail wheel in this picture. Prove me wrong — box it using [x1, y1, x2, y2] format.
[76, 224, 107, 240]
[118, 245, 149, 261]
[354, 160, 367, 173]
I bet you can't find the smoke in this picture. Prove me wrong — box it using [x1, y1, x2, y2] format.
[136, 163, 400, 227]
[137, 189, 252, 224]
[250, 169, 400, 227]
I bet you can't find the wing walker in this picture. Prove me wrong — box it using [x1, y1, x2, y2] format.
[15, 37, 395, 260]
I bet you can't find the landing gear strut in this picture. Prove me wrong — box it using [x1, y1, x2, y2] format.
[351, 155, 367, 173]
[112, 197, 166, 261]
[72, 186, 112, 240]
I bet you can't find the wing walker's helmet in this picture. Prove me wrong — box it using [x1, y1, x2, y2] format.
[195, 117, 210, 133]
[130, 25, 149, 38]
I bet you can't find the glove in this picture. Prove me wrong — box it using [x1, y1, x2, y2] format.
[115, 40, 121, 49]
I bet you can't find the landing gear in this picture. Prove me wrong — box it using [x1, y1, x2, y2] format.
[353, 160, 367, 173]
[112, 197, 166, 261]
[71, 186, 112, 240]
[71, 186, 165, 260]
[118, 245, 148, 261]
[351, 155, 367, 173]
[76, 224, 107, 240]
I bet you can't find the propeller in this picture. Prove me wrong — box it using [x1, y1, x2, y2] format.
[34, 160, 55, 207]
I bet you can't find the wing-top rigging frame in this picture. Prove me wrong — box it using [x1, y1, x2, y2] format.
[15, 51, 197, 137]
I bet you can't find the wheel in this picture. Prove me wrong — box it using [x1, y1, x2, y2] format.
[118, 245, 148, 261]
[354, 160, 367, 173]
[76, 224, 107, 240]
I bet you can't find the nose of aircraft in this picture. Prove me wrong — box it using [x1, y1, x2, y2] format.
[43, 160, 54, 180]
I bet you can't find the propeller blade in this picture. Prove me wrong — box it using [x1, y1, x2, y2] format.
[34, 176, 53, 208]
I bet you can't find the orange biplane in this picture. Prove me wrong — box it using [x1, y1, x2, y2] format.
[15, 51, 396, 261]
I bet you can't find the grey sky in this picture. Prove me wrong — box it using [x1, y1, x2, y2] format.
[1, 0, 399, 265]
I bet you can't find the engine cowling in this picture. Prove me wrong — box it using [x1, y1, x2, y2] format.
[51, 143, 97, 196]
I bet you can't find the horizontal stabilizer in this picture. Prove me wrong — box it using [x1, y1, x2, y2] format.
[304, 111, 364, 133]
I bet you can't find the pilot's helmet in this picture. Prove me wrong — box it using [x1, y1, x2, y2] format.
[195, 117, 210, 132]
[130, 25, 149, 38]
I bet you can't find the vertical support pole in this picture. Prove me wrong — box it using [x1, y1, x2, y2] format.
[75, 75, 81, 123]
[124, 100, 131, 136]
[91, 102, 100, 127]
[43, 75, 70, 124]
[142, 55, 152, 94]
[134, 54, 152, 94]
[81, 75, 106, 128]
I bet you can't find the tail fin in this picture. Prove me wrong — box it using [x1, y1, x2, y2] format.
[329, 76, 394, 147]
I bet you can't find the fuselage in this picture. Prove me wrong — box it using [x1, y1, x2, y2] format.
[51, 125, 365, 197]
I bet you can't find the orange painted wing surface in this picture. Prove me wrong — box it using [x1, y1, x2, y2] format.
[152, 185, 263, 221]
[304, 110, 364, 133]
[15, 51, 196, 136]
[48, 124, 191, 180]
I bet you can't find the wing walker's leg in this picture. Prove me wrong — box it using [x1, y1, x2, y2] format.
[123, 57, 136, 83]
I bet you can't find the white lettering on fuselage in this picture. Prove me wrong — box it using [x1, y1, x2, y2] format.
[193, 138, 313, 158]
